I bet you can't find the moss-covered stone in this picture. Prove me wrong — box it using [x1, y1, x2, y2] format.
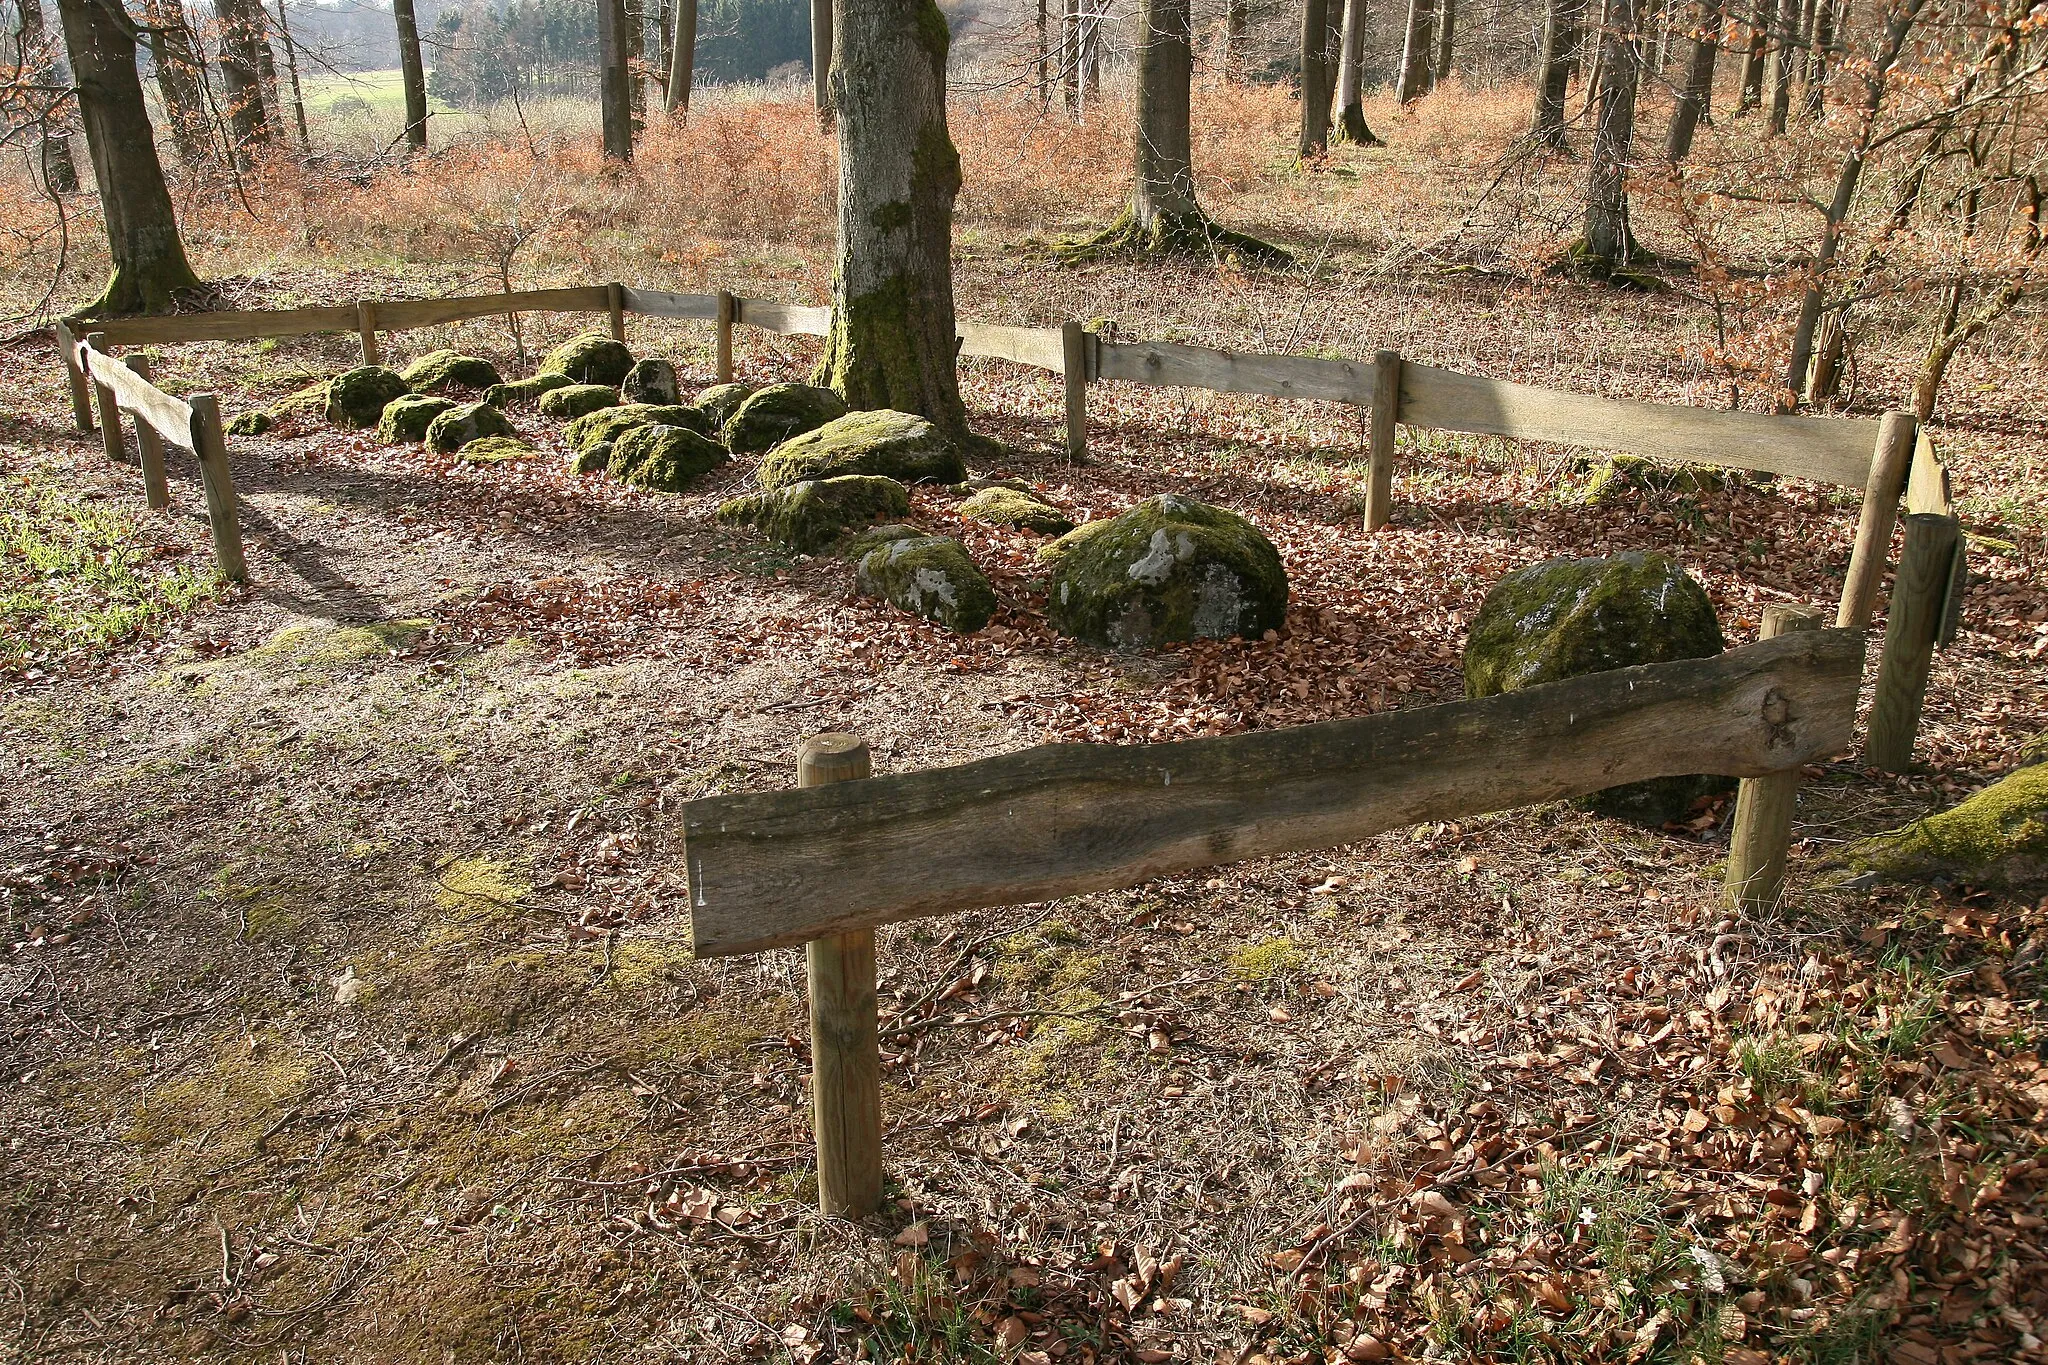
[424, 401, 517, 454]
[537, 384, 621, 420]
[564, 403, 709, 454]
[1580, 453, 1741, 504]
[401, 349, 503, 393]
[483, 372, 575, 407]
[226, 409, 273, 437]
[325, 365, 411, 428]
[621, 357, 680, 405]
[540, 332, 634, 386]
[377, 393, 456, 444]
[721, 383, 848, 454]
[959, 485, 1074, 534]
[756, 409, 965, 489]
[1045, 495, 1288, 650]
[611, 424, 727, 492]
[459, 436, 534, 464]
[838, 523, 927, 558]
[1464, 550, 1728, 826]
[856, 535, 997, 633]
[569, 442, 612, 475]
[693, 383, 756, 428]
[716, 476, 911, 553]
[1832, 754, 2048, 892]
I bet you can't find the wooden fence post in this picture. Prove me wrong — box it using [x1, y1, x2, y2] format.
[187, 394, 249, 584]
[1835, 411, 1916, 629]
[1062, 320, 1090, 463]
[606, 282, 626, 342]
[715, 291, 736, 384]
[125, 355, 171, 510]
[1864, 513, 1960, 772]
[55, 319, 94, 431]
[86, 333, 126, 465]
[1725, 605, 1826, 912]
[1364, 348, 1403, 532]
[797, 733, 883, 1218]
[356, 301, 381, 366]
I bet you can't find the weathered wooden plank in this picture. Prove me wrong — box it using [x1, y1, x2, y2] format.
[1836, 412, 1915, 628]
[1400, 363, 1877, 486]
[187, 395, 248, 584]
[1726, 607, 1825, 910]
[54, 318, 93, 430]
[683, 629, 1865, 957]
[957, 321, 1066, 372]
[1906, 430, 1951, 517]
[738, 299, 834, 336]
[371, 286, 612, 331]
[126, 355, 171, 510]
[1097, 338, 1377, 405]
[619, 286, 720, 321]
[84, 345, 195, 442]
[91, 304, 360, 346]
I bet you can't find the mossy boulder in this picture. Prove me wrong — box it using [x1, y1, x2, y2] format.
[377, 393, 456, 444]
[1045, 495, 1288, 650]
[839, 523, 927, 559]
[538, 384, 621, 420]
[757, 409, 965, 489]
[424, 401, 517, 454]
[227, 410, 273, 437]
[459, 436, 534, 464]
[856, 535, 997, 634]
[564, 403, 710, 454]
[1581, 453, 1741, 505]
[959, 485, 1074, 534]
[484, 372, 575, 407]
[716, 476, 911, 553]
[611, 424, 727, 492]
[722, 383, 848, 454]
[570, 443, 612, 475]
[694, 383, 756, 429]
[325, 366, 411, 428]
[540, 333, 634, 386]
[1830, 748, 2048, 892]
[621, 358, 680, 405]
[401, 349, 503, 393]
[1464, 550, 1728, 827]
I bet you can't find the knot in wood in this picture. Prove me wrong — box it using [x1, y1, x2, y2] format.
[1761, 687, 1796, 747]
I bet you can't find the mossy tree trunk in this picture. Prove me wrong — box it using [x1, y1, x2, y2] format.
[393, 0, 429, 149]
[815, 0, 969, 438]
[141, 0, 211, 168]
[1664, 0, 1719, 161]
[1577, 0, 1645, 276]
[1531, 0, 1577, 145]
[55, 0, 204, 316]
[1334, 0, 1382, 144]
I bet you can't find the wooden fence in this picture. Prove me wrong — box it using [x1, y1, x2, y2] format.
[681, 621, 1863, 1213]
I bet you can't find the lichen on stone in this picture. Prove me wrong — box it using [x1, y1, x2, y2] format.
[855, 534, 997, 633]
[611, 424, 727, 492]
[483, 372, 575, 407]
[693, 383, 756, 429]
[377, 393, 456, 444]
[716, 475, 911, 553]
[540, 332, 635, 387]
[838, 523, 927, 559]
[537, 384, 622, 420]
[721, 383, 849, 455]
[1045, 494, 1288, 650]
[564, 403, 709, 455]
[620, 357, 680, 405]
[401, 349, 503, 394]
[325, 366, 411, 428]
[959, 485, 1074, 534]
[424, 401, 517, 454]
[756, 409, 964, 489]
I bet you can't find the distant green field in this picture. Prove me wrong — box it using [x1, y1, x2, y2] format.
[298, 69, 462, 126]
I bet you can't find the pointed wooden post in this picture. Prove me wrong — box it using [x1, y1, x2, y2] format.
[798, 733, 882, 1217]
[1725, 605, 1825, 912]
[1836, 411, 1915, 628]
[126, 355, 171, 509]
[1364, 348, 1402, 531]
[1864, 513, 1960, 772]
[715, 290, 736, 384]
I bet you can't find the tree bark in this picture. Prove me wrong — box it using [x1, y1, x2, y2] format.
[666, 0, 697, 112]
[1225, 0, 1246, 79]
[1396, 0, 1437, 102]
[54, 0, 203, 315]
[213, 0, 273, 165]
[812, 0, 835, 129]
[598, 0, 634, 159]
[15, 0, 79, 192]
[1334, 0, 1381, 143]
[1665, 0, 1719, 161]
[270, 0, 311, 152]
[1764, 0, 1796, 133]
[140, 0, 209, 168]
[1532, 0, 1577, 145]
[393, 0, 429, 149]
[1434, 0, 1456, 82]
[1062, 0, 1080, 118]
[1736, 0, 1770, 111]
[1578, 0, 1645, 275]
[1298, 0, 1332, 158]
[816, 0, 968, 436]
[1803, 0, 1833, 117]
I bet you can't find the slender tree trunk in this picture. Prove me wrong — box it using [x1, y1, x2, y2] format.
[812, 0, 835, 129]
[1299, 0, 1330, 156]
[1803, 0, 1832, 116]
[597, 0, 634, 159]
[1736, 0, 1771, 111]
[1763, 0, 1795, 133]
[55, 0, 203, 315]
[270, 0, 311, 152]
[1397, 0, 1438, 101]
[1532, 0, 1578, 145]
[816, 0, 968, 436]
[142, 0, 210, 168]
[15, 0, 79, 192]
[1665, 0, 1719, 160]
[1335, 0, 1381, 143]
[1037, 0, 1050, 108]
[1434, 0, 1457, 82]
[1579, 0, 1644, 274]
[666, 0, 697, 113]
[393, 0, 429, 148]
[627, 0, 646, 119]
[1225, 0, 1246, 78]
[1081, 0, 1101, 106]
[253, 4, 284, 134]
[1063, 0, 1080, 118]
[214, 0, 273, 165]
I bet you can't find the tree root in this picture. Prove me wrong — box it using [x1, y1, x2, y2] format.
[1553, 236, 1666, 291]
[1055, 207, 1295, 270]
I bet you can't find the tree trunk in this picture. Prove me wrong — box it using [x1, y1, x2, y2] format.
[1081, 0, 1101, 107]
[816, 0, 968, 436]
[253, 4, 284, 137]
[1434, 0, 1456, 82]
[1299, 0, 1332, 158]
[1335, 0, 1381, 144]
[392, 0, 429, 148]
[54, 0, 203, 315]
[666, 0, 697, 113]
[812, 0, 835, 129]
[628, 0, 646, 118]
[1397, 0, 1437, 102]
[1063, 0, 1080, 118]
[1665, 0, 1719, 160]
[270, 0, 311, 152]
[1532, 0, 1577, 145]
[1037, 0, 1050, 108]
[1763, 0, 1795, 133]
[15, 0, 80, 193]
[141, 0, 210, 168]
[1578, 0, 1644, 275]
[1736, 0, 1770, 111]
[1225, 0, 1246, 79]
[1803, 0, 1832, 117]
[213, 0, 273, 165]
[598, 0, 634, 159]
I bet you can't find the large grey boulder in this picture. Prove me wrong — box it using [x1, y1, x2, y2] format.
[1043, 494, 1288, 650]
[540, 333, 635, 386]
[621, 358, 681, 405]
[424, 401, 517, 454]
[325, 366, 410, 428]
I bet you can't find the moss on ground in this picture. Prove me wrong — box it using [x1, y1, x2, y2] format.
[1833, 761, 2048, 891]
[1228, 936, 1308, 982]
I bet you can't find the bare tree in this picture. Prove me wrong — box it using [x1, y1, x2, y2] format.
[14, 0, 78, 192]
[393, 0, 428, 149]
[812, 0, 833, 129]
[213, 0, 274, 165]
[1397, 0, 1437, 101]
[1576, 0, 1646, 276]
[1665, 0, 1719, 160]
[1736, 0, 1770, 112]
[140, 0, 209, 168]
[598, 0, 632, 158]
[1334, 0, 1381, 144]
[1531, 0, 1578, 145]
[666, 0, 696, 113]
[1434, 0, 1455, 82]
[1299, 0, 1332, 159]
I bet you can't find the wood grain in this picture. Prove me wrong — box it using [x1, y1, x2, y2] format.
[683, 630, 1865, 957]
[54, 319, 94, 430]
[1865, 514, 1958, 772]
[958, 321, 1066, 371]
[125, 355, 171, 510]
[371, 286, 611, 331]
[737, 299, 833, 336]
[1836, 412, 1916, 628]
[1906, 429, 1951, 517]
[92, 304, 361, 346]
[1725, 606, 1825, 911]
[187, 395, 248, 584]
[619, 286, 720, 321]
[1097, 338, 1378, 405]
[1364, 348, 1401, 531]
[83, 345, 196, 440]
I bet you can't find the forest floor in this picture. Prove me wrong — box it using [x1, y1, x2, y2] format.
[4, 88, 2048, 1365]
